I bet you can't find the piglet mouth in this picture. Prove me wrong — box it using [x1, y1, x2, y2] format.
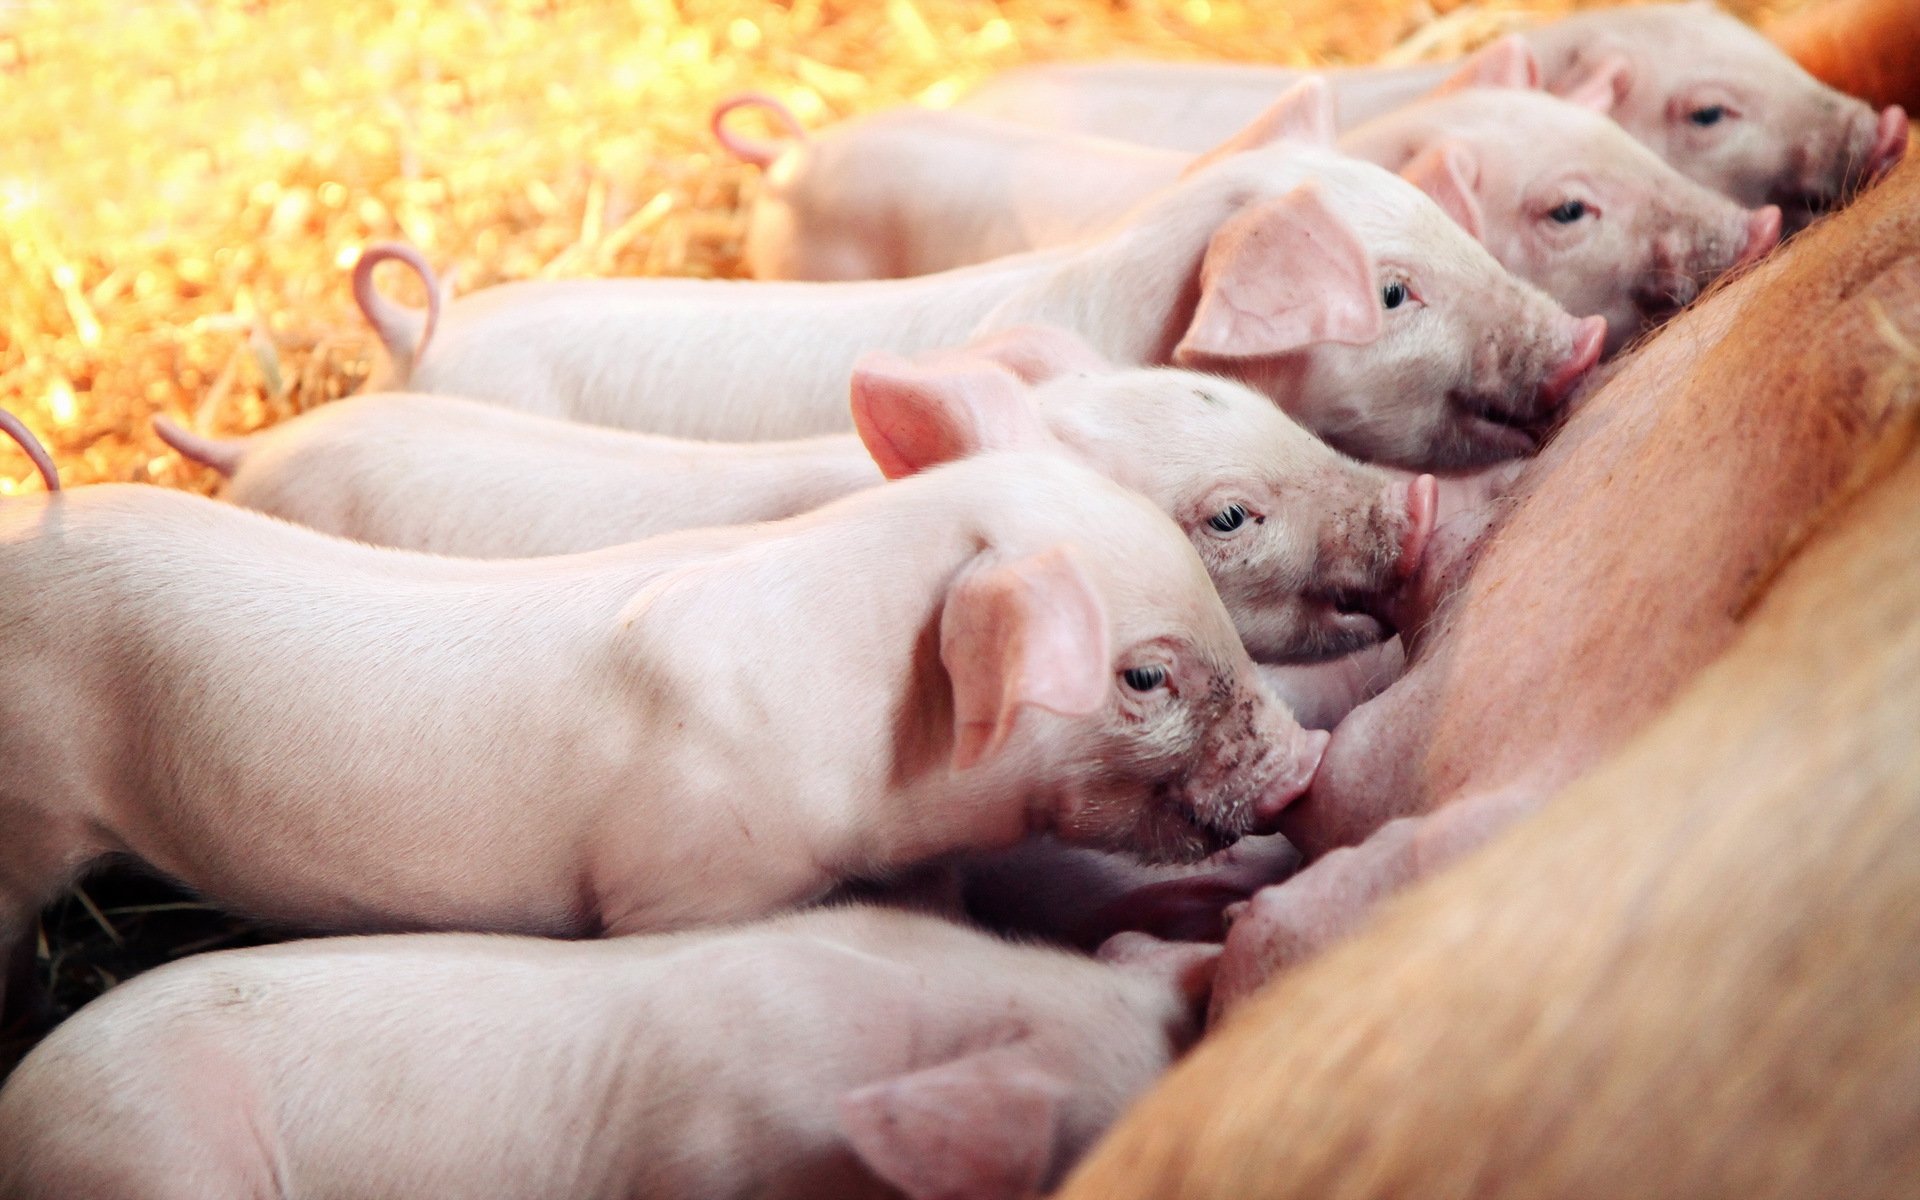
[1167, 804, 1250, 860]
[1453, 395, 1547, 458]
[1449, 317, 1601, 460]
[1163, 731, 1330, 859]
[1776, 106, 1910, 224]
[1632, 274, 1704, 322]
[1311, 589, 1393, 645]
[1769, 187, 1839, 228]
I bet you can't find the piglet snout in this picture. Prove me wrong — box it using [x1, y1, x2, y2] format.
[1539, 315, 1607, 409]
[1392, 474, 1438, 584]
[1737, 206, 1784, 269]
[1868, 105, 1910, 182]
[1249, 727, 1330, 833]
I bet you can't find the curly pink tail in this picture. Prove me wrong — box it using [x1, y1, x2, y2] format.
[153, 415, 244, 477]
[711, 93, 808, 168]
[0, 409, 58, 493]
[351, 243, 442, 383]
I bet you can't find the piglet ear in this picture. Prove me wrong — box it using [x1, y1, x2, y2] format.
[1436, 33, 1543, 93]
[851, 354, 1049, 480]
[1175, 181, 1383, 364]
[941, 544, 1110, 771]
[1096, 931, 1223, 1008]
[1556, 53, 1632, 114]
[961, 324, 1113, 384]
[1400, 140, 1485, 242]
[1182, 77, 1338, 177]
[840, 1044, 1069, 1200]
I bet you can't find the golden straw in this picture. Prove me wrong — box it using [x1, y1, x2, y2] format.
[0, 0, 1811, 495]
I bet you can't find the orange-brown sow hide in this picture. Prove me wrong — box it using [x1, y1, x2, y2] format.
[1288, 156, 1920, 856]
[1773, 0, 1920, 114]
[1053, 203, 1920, 1200]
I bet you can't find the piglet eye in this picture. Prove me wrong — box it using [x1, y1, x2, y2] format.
[1122, 665, 1167, 692]
[1381, 281, 1409, 310]
[1549, 200, 1589, 224]
[1689, 105, 1728, 127]
[1208, 504, 1248, 533]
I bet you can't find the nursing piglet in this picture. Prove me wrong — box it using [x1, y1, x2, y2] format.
[0, 452, 1324, 1027]
[730, 57, 1757, 351]
[160, 329, 1435, 664]
[363, 146, 1598, 471]
[1182, 151, 1920, 1024]
[0, 905, 1217, 1200]
[959, 2, 1907, 228]
[1341, 74, 1780, 353]
[948, 456, 1518, 953]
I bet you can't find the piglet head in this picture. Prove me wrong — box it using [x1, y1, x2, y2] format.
[1034, 366, 1435, 662]
[1396, 91, 1775, 353]
[938, 482, 1329, 864]
[1537, 3, 1906, 230]
[1175, 161, 1602, 470]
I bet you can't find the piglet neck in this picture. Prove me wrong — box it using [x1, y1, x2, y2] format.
[870, 753, 1055, 873]
[983, 196, 1225, 369]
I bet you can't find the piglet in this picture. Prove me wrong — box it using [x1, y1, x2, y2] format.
[1340, 51, 1782, 353]
[0, 452, 1324, 1027]
[958, 2, 1908, 229]
[946, 457, 1517, 954]
[361, 145, 1596, 471]
[154, 397, 886, 558]
[159, 327, 1434, 665]
[731, 48, 1763, 353]
[0, 905, 1218, 1200]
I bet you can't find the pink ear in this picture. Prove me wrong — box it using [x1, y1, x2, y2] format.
[1400, 140, 1485, 242]
[940, 545, 1111, 771]
[851, 354, 1049, 480]
[1183, 77, 1337, 177]
[840, 1045, 1069, 1200]
[962, 325, 1113, 384]
[1096, 931, 1223, 1007]
[1175, 181, 1383, 363]
[1556, 54, 1632, 113]
[1437, 34, 1543, 93]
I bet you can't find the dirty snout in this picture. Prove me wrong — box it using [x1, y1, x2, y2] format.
[1632, 204, 1781, 334]
[1129, 677, 1330, 866]
[1779, 102, 1909, 229]
[1301, 472, 1436, 656]
[1448, 308, 1605, 468]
